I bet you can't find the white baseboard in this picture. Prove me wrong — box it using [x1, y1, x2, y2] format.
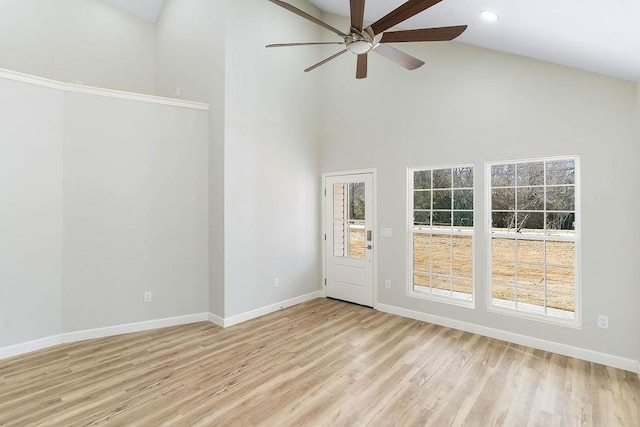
[0, 335, 63, 361]
[61, 313, 209, 344]
[6, 298, 634, 376]
[208, 312, 225, 328]
[0, 313, 209, 361]
[1, 292, 323, 361]
[222, 291, 323, 328]
[377, 303, 640, 375]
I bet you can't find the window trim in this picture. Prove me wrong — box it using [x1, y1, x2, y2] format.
[484, 155, 582, 328]
[406, 164, 476, 309]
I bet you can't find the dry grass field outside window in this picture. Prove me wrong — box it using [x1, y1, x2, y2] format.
[348, 229, 575, 313]
[413, 233, 473, 296]
[490, 237, 575, 312]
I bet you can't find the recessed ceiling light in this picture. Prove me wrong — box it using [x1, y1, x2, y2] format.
[480, 10, 499, 22]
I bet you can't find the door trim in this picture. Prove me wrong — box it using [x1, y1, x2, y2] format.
[322, 169, 377, 309]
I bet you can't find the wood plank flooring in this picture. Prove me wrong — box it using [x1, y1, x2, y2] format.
[1, 298, 639, 426]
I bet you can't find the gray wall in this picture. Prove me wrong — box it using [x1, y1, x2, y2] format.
[637, 80, 640, 364]
[0, 0, 156, 94]
[62, 92, 209, 331]
[155, 0, 226, 317]
[0, 74, 209, 347]
[319, 14, 640, 361]
[155, 0, 324, 319]
[0, 78, 64, 347]
[223, 0, 323, 317]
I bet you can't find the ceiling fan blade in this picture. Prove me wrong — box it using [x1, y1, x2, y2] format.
[268, 0, 348, 37]
[356, 54, 368, 79]
[370, 0, 442, 35]
[305, 49, 348, 73]
[350, 0, 366, 32]
[373, 43, 425, 70]
[267, 42, 346, 48]
[380, 25, 467, 43]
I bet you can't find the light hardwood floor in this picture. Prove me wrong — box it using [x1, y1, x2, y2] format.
[1, 298, 639, 426]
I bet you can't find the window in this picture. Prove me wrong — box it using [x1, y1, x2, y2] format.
[408, 165, 474, 305]
[487, 156, 579, 325]
[333, 182, 365, 260]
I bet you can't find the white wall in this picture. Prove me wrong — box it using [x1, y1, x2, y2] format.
[319, 14, 640, 361]
[223, 0, 323, 317]
[0, 77, 64, 348]
[62, 92, 209, 332]
[0, 0, 156, 94]
[155, 0, 226, 317]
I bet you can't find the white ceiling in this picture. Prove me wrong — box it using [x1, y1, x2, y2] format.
[103, 0, 640, 82]
[101, 0, 166, 23]
[308, 0, 640, 82]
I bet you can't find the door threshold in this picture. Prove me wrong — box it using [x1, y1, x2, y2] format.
[326, 297, 373, 309]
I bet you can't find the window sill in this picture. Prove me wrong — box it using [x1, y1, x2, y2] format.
[487, 300, 581, 329]
[408, 287, 475, 309]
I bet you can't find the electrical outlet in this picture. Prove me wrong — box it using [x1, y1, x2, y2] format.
[385, 280, 392, 290]
[144, 292, 152, 303]
[274, 278, 280, 288]
[597, 315, 609, 329]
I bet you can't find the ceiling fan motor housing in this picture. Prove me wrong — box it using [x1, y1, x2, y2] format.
[346, 32, 373, 54]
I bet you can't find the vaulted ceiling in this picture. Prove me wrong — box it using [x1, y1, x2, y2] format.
[104, 0, 640, 82]
[101, 0, 166, 23]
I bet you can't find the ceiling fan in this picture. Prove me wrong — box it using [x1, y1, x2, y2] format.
[266, 0, 468, 79]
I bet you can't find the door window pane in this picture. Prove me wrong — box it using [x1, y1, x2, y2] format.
[332, 182, 366, 259]
[348, 222, 365, 260]
[348, 183, 365, 221]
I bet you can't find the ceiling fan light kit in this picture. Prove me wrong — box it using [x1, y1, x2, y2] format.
[266, 0, 468, 79]
[347, 39, 372, 55]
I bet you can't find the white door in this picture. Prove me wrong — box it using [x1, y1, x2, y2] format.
[324, 173, 374, 307]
